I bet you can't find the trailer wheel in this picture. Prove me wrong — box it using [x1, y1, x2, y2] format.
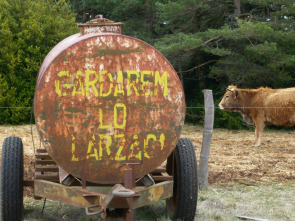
[1, 137, 24, 221]
[166, 138, 198, 221]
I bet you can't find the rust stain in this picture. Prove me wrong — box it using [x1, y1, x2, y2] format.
[147, 185, 164, 203]
[34, 25, 185, 184]
[34, 180, 103, 208]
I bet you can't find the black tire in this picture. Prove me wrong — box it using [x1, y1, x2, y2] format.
[166, 138, 198, 221]
[1, 137, 24, 221]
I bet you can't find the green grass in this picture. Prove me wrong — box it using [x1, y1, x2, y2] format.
[197, 184, 295, 221]
[23, 183, 295, 221]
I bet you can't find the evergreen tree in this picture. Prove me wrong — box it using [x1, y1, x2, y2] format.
[154, 0, 295, 96]
[154, 0, 295, 127]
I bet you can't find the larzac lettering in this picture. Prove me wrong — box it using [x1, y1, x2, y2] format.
[54, 70, 168, 98]
[56, 70, 169, 161]
[70, 133, 165, 161]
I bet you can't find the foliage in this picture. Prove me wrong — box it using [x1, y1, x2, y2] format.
[0, 0, 78, 124]
[152, 0, 295, 128]
[154, 1, 295, 90]
[70, 0, 160, 44]
[206, 20, 295, 88]
[214, 109, 247, 130]
[2, 0, 295, 128]
[186, 99, 248, 130]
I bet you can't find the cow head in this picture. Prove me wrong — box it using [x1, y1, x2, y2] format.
[219, 86, 240, 112]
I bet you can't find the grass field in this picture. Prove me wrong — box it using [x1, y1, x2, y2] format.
[23, 184, 295, 220]
[0, 124, 294, 220]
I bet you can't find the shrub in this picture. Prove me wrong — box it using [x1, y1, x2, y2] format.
[0, 0, 78, 124]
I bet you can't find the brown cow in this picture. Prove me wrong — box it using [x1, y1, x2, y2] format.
[219, 85, 295, 147]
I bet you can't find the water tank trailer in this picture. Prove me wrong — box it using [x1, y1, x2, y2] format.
[0, 15, 198, 221]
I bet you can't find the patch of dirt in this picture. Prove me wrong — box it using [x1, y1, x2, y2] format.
[0, 124, 294, 196]
[182, 125, 295, 186]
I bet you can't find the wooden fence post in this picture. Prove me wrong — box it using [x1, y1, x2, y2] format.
[198, 89, 214, 189]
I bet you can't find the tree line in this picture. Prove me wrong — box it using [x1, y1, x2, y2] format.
[1, 0, 295, 128]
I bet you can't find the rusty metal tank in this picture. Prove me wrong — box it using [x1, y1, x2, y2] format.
[34, 15, 185, 184]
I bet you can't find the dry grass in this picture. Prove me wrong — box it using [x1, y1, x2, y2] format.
[197, 184, 295, 221]
[23, 184, 295, 220]
[0, 124, 294, 220]
[182, 124, 295, 185]
[1, 124, 295, 186]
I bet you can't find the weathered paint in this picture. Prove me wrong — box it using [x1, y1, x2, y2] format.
[34, 179, 173, 210]
[133, 181, 173, 209]
[34, 22, 185, 184]
[34, 179, 104, 208]
[79, 23, 123, 35]
[78, 15, 123, 36]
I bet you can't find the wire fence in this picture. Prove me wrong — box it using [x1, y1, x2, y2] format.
[3, 106, 295, 109]
[187, 107, 295, 109]
[2, 105, 295, 131]
[214, 143, 295, 151]
[0, 107, 33, 109]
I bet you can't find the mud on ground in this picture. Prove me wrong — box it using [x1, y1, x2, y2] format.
[0, 124, 294, 191]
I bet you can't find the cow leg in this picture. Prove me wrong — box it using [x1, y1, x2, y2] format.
[253, 120, 265, 147]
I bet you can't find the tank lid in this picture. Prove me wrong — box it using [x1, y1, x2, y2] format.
[78, 15, 123, 35]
